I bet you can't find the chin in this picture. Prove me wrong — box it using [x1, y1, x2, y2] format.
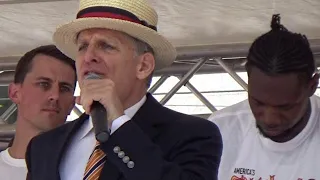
[256, 124, 283, 138]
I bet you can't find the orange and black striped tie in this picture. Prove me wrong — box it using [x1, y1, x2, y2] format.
[83, 141, 107, 180]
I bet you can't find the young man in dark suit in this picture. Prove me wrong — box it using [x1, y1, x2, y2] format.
[0, 45, 76, 179]
[25, 0, 223, 179]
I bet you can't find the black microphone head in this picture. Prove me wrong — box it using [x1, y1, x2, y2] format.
[84, 72, 109, 143]
[85, 72, 102, 80]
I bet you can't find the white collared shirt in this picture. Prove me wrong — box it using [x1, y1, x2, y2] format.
[59, 96, 146, 180]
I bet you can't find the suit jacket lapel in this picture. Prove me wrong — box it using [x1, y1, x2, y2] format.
[131, 93, 168, 140]
[99, 94, 169, 179]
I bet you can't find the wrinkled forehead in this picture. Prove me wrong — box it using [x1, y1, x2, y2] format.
[24, 56, 76, 87]
[75, 28, 134, 45]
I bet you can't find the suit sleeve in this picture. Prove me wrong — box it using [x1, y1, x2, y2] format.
[102, 119, 223, 180]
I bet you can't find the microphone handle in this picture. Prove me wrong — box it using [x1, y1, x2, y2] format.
[91, 101, 109, 143]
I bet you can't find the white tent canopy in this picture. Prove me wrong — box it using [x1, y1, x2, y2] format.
[0, 0, 319, 57]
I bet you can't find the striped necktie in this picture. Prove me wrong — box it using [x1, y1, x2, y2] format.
[83, 141, 107, 180]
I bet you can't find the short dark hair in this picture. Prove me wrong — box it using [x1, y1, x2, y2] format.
[14, 45, 76, 84]
[246, 14, 315, 82]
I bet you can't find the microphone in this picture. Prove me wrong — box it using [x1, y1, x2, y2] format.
[85, 72, 109, 143]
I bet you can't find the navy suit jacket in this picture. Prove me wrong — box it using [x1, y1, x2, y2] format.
[26, 93, 222, 180]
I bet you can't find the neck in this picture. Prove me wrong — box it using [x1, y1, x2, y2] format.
[8, 117, 41, 159]
[123, 85, 147, 110]
[268, 100, 311, 143]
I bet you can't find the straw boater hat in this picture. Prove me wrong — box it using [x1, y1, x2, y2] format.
[52, 0, 177, 70]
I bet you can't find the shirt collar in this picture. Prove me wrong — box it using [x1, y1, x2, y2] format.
[79, 95, 147, 139]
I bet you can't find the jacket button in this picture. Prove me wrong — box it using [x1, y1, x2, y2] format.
[118, 151, 125, 158]
[113, 146, 120, 153]
[122, 156, 130, 163]
[127, 161, 134, 169]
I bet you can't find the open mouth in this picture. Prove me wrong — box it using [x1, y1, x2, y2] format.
[83, 70, 104, 77]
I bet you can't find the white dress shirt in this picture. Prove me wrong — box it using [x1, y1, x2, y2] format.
[59, 95, 146, 180]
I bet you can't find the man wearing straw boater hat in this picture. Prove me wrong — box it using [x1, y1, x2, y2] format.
[25, 0, 222, 179]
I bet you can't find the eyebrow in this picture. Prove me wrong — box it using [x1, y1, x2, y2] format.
[77, 32, 122, 44]
[36, 77, 74, 89]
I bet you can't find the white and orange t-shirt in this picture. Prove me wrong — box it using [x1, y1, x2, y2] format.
[209, 95, 320, 180]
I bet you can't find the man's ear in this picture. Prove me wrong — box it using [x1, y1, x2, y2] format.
[8, 83, 21, 104]
[136, 53, 155, 81]
[309, 73, 319, 96]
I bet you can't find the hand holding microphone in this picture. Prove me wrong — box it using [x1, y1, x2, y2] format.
[76, 72, 125, 143]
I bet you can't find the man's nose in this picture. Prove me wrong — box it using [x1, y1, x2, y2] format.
[262, 107, 280, 126]
[48, 85, 60, 101]
[84, 45, 100, 64]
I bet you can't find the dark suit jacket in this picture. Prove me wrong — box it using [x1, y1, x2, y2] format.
[25, 94, 222, 180]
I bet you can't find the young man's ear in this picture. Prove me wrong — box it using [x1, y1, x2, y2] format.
[309, 73, 319, 96]
[8, 83, 21, 104]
